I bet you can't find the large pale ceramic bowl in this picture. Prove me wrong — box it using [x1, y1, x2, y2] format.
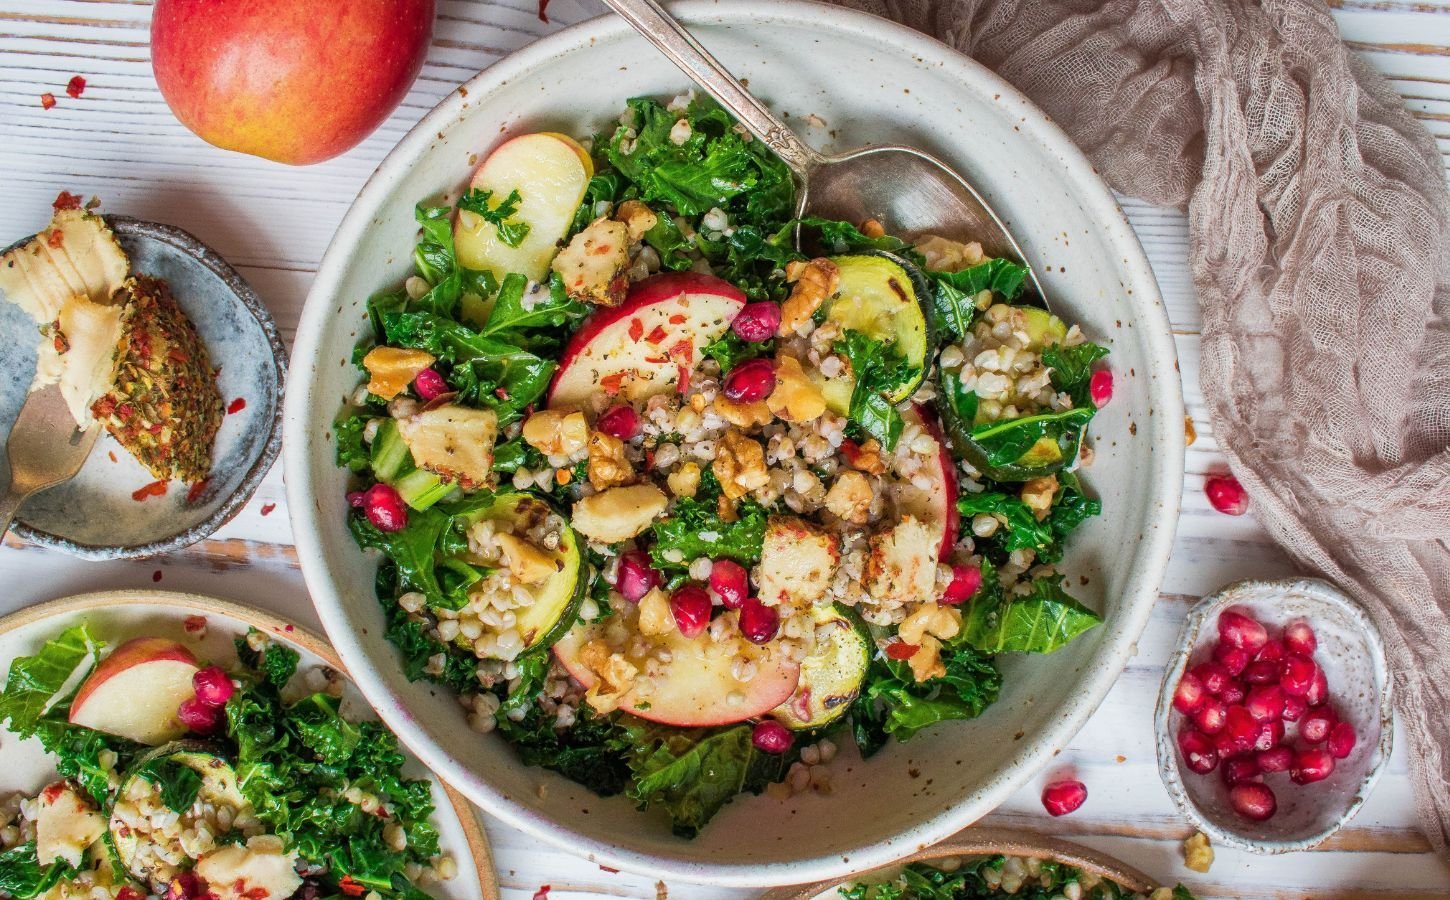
[284, 1, 1184, 887]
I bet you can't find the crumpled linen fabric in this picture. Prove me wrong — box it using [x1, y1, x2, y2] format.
[827, 0, 1450, 848]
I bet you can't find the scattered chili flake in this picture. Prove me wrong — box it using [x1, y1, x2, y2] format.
[52, 191, 82, 211]
[337, 876, 365, 897]
[537, 0, 549, 24]
[41, 783, 65, 803]
[646, 325, 668, 344]
[46, 228, 64, 249]
[107, 451, 118, 463]
[885, 640, 918, 660]
[668, 314, 686, 325]
[66, 75, 86, 99]
[533, 887, 551, 900]
[227, 397, 246, 414]
[675, 363, 690, 395]
[183, 615, 208, 635]
[186, 478, 210, 504]
[39, 93, 56, 110]
[259, 502, 276, 516]
[151, 570, 162, 582]
[131, 480, 168, 501]
[599, 865, 620, 874]
[668, 339, 693, 365]
[600, 372, 627, 395]
[628, 317, 644, 342]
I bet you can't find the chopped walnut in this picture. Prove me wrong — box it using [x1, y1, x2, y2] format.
[579, 639, 637, 714]
[667, 461, 701, 498]
[552, 216, 631, 306]
[898, 602, 962, 646]
[766, 355, 826, 423]
[1020, 474, 1059, 520]
[362, 346, 435, 400]
[587, 430, 634, 490]
[907, 635, 946, 682]
[1182, 831, 1214, 873]
[714, 394, 773, 428]
[637, 588, 675, 637]
[715, 429, 770, 500]
[614, 200, 659, 242]
[778, 257, 839, 335]
[522, 409, 589, 457]
[842, 438, 887, 475]
[494, 533, 557, 585]
[824, 470, 873, 524]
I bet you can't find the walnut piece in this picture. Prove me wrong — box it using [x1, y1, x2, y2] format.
[579, 639, 638, 714]
[778, 257, 839, 336]
[522, 409, 589, 458]
[587, 430, 634, 490]
[1020, 474, 1059, 520]
[766, 355, 826, 423]
[715, 429, 770, 500]
[614, 200, 659, 241]
[843, 438, 887, 475]
[714, 394, 773, 428]
[666, 461, 701, 498]
[637, 588, 676, 637]
[1182, 831, 1214, 873]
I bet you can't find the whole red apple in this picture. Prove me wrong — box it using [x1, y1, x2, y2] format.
[151, 0, 434, 165]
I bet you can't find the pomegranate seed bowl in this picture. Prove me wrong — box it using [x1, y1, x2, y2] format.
[1155, 578, 1394, 853]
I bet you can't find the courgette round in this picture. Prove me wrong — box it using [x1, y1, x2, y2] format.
[815, 254, 932, 414]
[771, 604, 871, 730]
[110, 742, 251, 889]
[456, 491, 585, 654]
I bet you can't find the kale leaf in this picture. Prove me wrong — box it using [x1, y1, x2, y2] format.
[649, 494, 768, 576]
[334, 412, 372, 473]
[457, 187, 531, 248]
[702, 332, 771, 373]
[955, 491, 1056, 556]
[851, 644, 1001, 755]
[835, 329, 918, 450]
[955, 568, 1102, 655]
[1042, 341, 1110, 406]
[136, 757, 204, 814]
[0, 842, 74, 899]
[926, 258, 1032, 342]
[0, 624, 99, 738]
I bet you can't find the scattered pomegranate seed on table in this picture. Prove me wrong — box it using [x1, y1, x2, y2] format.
[1205, 474, 1249, 515]
[66, 75, 86, 98]
[1041, 779, 1087, 817]
[39, 92, 56, 110]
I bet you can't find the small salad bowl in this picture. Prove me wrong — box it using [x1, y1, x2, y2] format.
[1155, 578, 1394, 853]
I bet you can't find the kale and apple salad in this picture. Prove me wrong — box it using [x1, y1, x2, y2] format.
[0, 624, 461, 900]
[334, 93, 1114, 837]
[834, 857, 1195, 900]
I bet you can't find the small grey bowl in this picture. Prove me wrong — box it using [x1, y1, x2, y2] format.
[0, 215, 286, 559]
[1155, 577, 1394, 853]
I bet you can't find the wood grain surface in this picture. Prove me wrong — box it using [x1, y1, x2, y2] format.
[3, 0, 1449, 896]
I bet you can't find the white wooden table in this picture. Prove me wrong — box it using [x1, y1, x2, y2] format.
[2, 1, 1449, 896]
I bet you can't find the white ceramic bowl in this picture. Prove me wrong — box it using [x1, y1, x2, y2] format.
[284, 1, 1184, 886]
[1155, 578, 1394, 853]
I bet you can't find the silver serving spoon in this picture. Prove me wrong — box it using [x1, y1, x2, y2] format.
[599, 0, 1045, 298]
[0, 383, 100, 539]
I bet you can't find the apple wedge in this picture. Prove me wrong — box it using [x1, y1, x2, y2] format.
[546, 271, 746, 410]
[890, 403, 960, 557]
[454, 132, 593, 283]
[68, 637, 199, 745]
[553, 617, 800, 727]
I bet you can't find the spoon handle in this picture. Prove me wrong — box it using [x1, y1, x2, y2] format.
[598, 0, 824, 177]
[0, 486, 27, 542]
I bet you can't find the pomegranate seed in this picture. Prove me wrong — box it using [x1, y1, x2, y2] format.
[1213, 730, 1250, 760]
[1192, 698, 1228, 735]
[722, 358, 776, 402]
[669, 585, 712, 637]
[166, 873, 207, 900]
[940, 564, 983, 605]
[1284, 620, 1317, 657]
[1281, 695, 1308, 722]
[1219, 680, 1246, 704]
[1291, 747, 1336, 785]
[413, 367, 448, 400]
[1299, 708, 1337, 744]
[346, 491, 366, 508]
[1205, 474, 1249, 515]
[739, 598, 779, 644]
[362, 483, 407, 532]
[751, 719, 793, 753]
[597, 404, 641, 441]
[1191, 662, 1232, 697]
[1088, 369, 1113, 408]
[708, 559, 749, 609]
[1256, 745, 1294, 773]
[1223, 704, 1257, 749]
[1178, 728, 1219, 774]
[885, 640, 919, 660]
[1252, 719, 1284, 752]
[192, 666, 234, 708]
[1243, 660, 1280, 685]
[1218, 610, 1268, 652]
[1229, 781, 1277, 822]
[1279, 655, 1318, 697]
[614, 550, 660, 603]
[1255, 639, 1285, 664]
[1245, 684, 1285, 723]
[1305, 666, 1329, 706]
[177, 697, 220, 734]
[1213, 643, 1251, 676]
[1221, 756, 1260, 784]
[731, 301, 782, 342]
[1040, 779, 1087, 817]
[1172, 671, 1207, 714]
[1327, 722, 1357, 759]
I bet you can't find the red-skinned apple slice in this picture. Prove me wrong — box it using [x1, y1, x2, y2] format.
[552, 617, 800, 727]
[68, 637, 199, 745]
[546, 272, 746, 410]
[891, 403, 959, 557]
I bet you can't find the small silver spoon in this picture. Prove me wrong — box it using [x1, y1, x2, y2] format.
[599, 0, 1045, 298]
[0, 383, 100, 539]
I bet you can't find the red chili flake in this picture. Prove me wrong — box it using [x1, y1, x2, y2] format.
[494, 387, 510, 400]
[538, 0, 550, 23]
[668, 339, 693, 365]
[65, 75, 86, 99]
[183, 615, 207, 634]
[107, 451, 118, 463]
[227, 397, 246, 414]
[885, 640, 919, 660]
[39, 93, 56, 110]
[186, 479, 210, 504]
[628, 318, 644, 342]
[668, 314, 686, 325]
[260, 502, 276, 516]
[284, 623, 294, 632]
[151, 570, 162, 583]
[41, 783, 65, 803]
[600, 372, 627, 395]
[533, 887, 551, 900]
[337, 876, 366, 897]
[52, 191, 82, 211]
[46, 229, 64, 249]
[599, 865, 620, 874]
[646, 325, 668, 345]
[132, 480, 168, 501]
[675, 363, 690, 395]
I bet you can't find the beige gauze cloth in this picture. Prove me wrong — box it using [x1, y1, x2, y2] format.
[829, 0, 1450, 848]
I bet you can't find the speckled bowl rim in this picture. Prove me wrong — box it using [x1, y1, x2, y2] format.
[0, 588, 500, 900]
[1, 215, 287, 560]
[1153, 577, 1395, 854]
[756, 826, 1159, 898]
